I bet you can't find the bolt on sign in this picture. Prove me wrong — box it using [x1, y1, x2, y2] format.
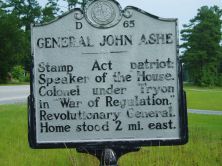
[29, 0, 188, 148]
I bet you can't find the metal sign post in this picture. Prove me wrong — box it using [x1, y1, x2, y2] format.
[28, 0, 188, 165]
[77, 146, 140, 166]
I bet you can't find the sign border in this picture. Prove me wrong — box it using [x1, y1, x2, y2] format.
[28, 5, 188, 149]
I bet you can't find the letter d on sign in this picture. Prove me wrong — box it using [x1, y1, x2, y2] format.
[76, 22, 83, 29]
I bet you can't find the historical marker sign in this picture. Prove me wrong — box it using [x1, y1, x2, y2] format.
[29, 0, 188, 148]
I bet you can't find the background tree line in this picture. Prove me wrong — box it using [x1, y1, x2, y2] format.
[0, 0, 222, 86]
[0, 0, 85, 83]
[181, 6, 222, 86]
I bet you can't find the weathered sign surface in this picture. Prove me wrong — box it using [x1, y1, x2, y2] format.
[29, 0, 188, 148]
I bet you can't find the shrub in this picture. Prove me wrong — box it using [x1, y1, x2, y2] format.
[11, 65, 29, 82]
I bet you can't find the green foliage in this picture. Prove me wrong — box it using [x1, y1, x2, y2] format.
[2, 0, 52, 77]
[0, 0, 90, 83]
[0, 12, 26, 83]
[65, 0, 87, 9]
[217, 74, 222, 85]
[5, 0, 41, 31]
[41, 0, 60, 23]
[7, 0, 42, 73]
[181, 6, 222, 86]
[11, 65, 29, 82]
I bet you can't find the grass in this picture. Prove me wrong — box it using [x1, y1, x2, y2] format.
[119, 113, 222, 166]
[184, 85, 222, 111]
[0, 83, 29, 86]
[0, 78, 30, 86]
[0, 82, 29, 86]
[0, 104, 98, 166]
[0, 104, 222, 166]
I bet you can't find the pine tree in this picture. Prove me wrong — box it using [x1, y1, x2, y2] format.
[5, 0, 41, 31]
[181, 6, 222, 86]
[65, 0, 87, 10]
[0, 11, 26, 82]
[42, 0, 60, 23]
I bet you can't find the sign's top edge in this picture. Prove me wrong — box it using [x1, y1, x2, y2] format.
[125, 6, 177, 22]
[32, 3, 177, 28]
[31, 8, 82, 27]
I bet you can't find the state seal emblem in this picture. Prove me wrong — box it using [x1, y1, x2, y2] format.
[85, 0, 122, 28]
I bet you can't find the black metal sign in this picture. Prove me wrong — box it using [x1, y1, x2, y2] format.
[28, 0, 188, 149]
